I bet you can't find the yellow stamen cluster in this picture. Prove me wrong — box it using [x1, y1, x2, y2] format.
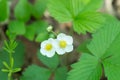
[59, 40, 67, 48]
[45, 44, 52, 51]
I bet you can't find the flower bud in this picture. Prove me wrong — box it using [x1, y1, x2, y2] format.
[47, 25, 53, 32]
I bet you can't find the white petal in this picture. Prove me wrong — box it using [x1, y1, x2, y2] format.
[48, 38, 57, 47]
[64, 36, 73, 45]
[52, 39, 59, 48]
[40, 40, 48, 48]
[41, 38, 55, 48]
[65, 45, 73, 52]
[45, 49, 55, 57]
[57, 33, 73, 45]
[48, 38, 55, 42]
[53, 40, 66, 55]
[57, 33, 66, 40]
[56, 48, 66, 55]
[40, 48, 47, 56]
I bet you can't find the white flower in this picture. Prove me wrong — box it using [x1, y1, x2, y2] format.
[40, 38, 56, 57]
[54, 33, 73, 55]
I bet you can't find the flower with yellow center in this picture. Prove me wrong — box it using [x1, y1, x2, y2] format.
[40, 38, 56, 57]
[45, 44, 53, 51]
[54, 33, 73, 55]
[59, 40, 67, 48]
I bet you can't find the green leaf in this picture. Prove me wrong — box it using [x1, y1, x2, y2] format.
[35, 32, 49, 42]
[48, 0, 104, 34]
[34, 21, 49, 42]
[67, 54, 102, 80]
[54, 67, 67, 80]
[81, 0, 103, 12]
[13, 41, 25, 68]
[0, 0, 9, 22]
[103, 48, 120, 80]
[73, 12, 104, 34]
[87, 21, 120, 58]
[104, 64, 120, 80]
[77, 39, 91, 53]
[32, 0, 48, 19]
[37, 50, 59, 69]
[68, 17, 120, 80]
[34, 21, 48, 34]
[24, 21, 49, 42]
[1, 69, 9, 72]
[86, 20, 120, 80]
[21, 65, 51, 80]
[13, 68, 21, 72]
[3, 61, 10, 69]
[48, 0, 82, 22]
[103, 59, 120, 80]
[6, 30, 17, 40]
[102, 14, 118, 25]
[24, 24, 36, 41]
[8, 21, 26, 35]
[14, 0, 31, 22]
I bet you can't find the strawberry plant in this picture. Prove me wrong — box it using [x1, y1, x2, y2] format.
[0, 0, 120, 80]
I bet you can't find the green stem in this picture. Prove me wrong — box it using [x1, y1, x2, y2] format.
[9, 53, 12, 68]
[8, 73, 12, 80]
[2, 40, 18, 80]
[51, 31, 57, 37]
[8, 76, 10, 80]
[8, 70, 12, 80]
[8, 52, 13, 80]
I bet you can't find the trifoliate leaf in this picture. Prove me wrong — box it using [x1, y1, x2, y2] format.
[87, 20, 120, 80]
[21, 65, 51, 80]
[48, 0, 104, 34]
[54, 67, 67, 80]
[32, 0, 48, 19]
[67, 54, 102, 80]
[14, 0, 31, 22]
[0, 0, 9, 22]
[8, 21, 26, 35]
[68, 18, 120, 80]
[24, 21, 49, 42]
[37, 50, 59, 69]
